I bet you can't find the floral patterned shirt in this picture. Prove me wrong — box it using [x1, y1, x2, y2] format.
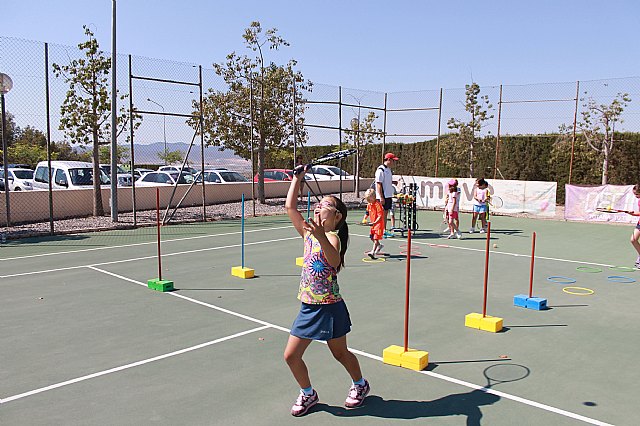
[297, 231, 342, 304]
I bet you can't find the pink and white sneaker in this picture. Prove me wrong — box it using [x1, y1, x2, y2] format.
[345, 380, 370, 408]
[291, 390, 318, 417]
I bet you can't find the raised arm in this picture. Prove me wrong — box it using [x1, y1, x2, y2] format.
[286, 166, 308, 237]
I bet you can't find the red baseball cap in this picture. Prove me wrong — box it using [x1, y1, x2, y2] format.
[384, 152, 399, 161]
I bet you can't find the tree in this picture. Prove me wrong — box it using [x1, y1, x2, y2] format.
[578, 92, 631, 184]
[193, 21, 311, 203]
[157, 149, 184, 165]
[446, 83, 493, 177]
[99, 144, 130, 164]
[52, 25, 141, 216]
[7, 126, 48, 167]
[343, 111, 383, 196]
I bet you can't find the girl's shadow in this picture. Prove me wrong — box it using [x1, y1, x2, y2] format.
[315, 389, 500, 425]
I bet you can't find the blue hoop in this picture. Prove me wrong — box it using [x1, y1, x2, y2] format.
[606, 275, 636, 284]
[547, 276, 577, 284]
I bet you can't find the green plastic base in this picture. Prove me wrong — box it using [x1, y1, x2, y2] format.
[147, 278, 174, 292]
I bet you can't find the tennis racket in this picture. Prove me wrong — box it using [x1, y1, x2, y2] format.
[488, 195, 504, 209]
[294, 149, 357, 175]
[440, 211, 452, 237]
[482, 363, 530, 390]
[596, 207, 631, 214]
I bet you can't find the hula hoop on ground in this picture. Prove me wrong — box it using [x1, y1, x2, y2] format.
[606, 275, 636, 284]
[547, 276, 577, 284]
[562, 286, 594, 296]
[576, 266, 603, 273]
[362, 257, 386, 263]
[609, 266, 637, 273]
[399, 250, 422, 256]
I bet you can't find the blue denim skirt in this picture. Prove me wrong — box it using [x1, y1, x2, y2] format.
[290, 300, 352, 341]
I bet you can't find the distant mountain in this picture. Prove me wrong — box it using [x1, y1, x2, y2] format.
[133, 142, 250, 170]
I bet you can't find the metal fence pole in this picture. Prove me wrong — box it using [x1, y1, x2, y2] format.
[494, 84, 503, 180]
[128, 55, 137, 226]
[569, 80, 580, 185]
[382, 92, 388, 160]
[435, 88, 443, 177]
[199, 65, 206, 221]
[338, 86, 343, 198]
[44, 42, 54, 234]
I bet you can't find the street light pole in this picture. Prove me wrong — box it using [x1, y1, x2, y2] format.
[147, 98, 167, 165]
[1, 72, 13, 226]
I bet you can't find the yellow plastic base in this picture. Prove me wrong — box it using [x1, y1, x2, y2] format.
[296, 257, 304, 267]
[465, 313, 503, 333]
[382, 345, 429, 371]
[231, 266, 255, 279]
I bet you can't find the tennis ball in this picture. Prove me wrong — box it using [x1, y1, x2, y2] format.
[492, 243, 498, 248]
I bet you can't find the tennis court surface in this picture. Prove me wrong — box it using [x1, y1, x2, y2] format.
[1, 210, 637, 425]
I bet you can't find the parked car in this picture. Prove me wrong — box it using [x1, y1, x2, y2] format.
[195, 170, 249, 183]
[253, 169, 312, 182]
[307, 165, 354, 181]
[158, 165, 199, 175]
[99, 164, 133, 186]
[0, 168, 35, 191]
[254, 169, 293, 182]
[132, 168, 155, 179]
[135, 171, 195, 186]
[33, 161, 110, 190]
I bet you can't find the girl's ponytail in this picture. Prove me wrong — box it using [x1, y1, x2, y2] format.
[329, 196, 349, 271]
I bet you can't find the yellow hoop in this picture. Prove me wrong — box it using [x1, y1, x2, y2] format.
[362, 257, 386, 263]
[562, 286, 594, 296]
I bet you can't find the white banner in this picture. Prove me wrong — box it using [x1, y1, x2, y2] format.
[565, 184, 638, 223]
[394, 176, 557, 217]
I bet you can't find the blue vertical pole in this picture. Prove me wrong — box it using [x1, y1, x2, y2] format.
[307, 191, 311, 219]
[241, 193, 245, 268]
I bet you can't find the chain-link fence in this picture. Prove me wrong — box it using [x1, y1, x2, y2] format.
[1, 35, 639, 238]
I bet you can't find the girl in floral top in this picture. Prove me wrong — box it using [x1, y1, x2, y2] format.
[284, 164, 370, 417]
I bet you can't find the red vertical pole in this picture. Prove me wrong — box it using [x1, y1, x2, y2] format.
[403, 228, 412, 352]
[482, 221, 491, 317]
[156, 188, 162, 281]
[528, 232, 536, 298]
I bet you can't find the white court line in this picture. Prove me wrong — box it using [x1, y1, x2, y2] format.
[0, 236, 299, 279]
[350, 232, 617, 268]
[0, 325, 270, 404]
[6, 265, 609, 426]
[0, 225, 294, 262]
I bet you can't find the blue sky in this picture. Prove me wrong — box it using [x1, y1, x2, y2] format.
[4, 0, 640, 92]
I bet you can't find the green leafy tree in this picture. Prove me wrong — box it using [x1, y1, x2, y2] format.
[52, 25, 141, 216]
[157, 149, 184, 165]
[343, 111, 383, 196]
[7, 126, 48, 167]
[99, 144, 130, 164]
[446, 83, 494, 177]
[192, 21, 311, 203]
[578, 92, 631, 185]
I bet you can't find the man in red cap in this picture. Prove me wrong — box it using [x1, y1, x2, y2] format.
[375, 153, 399, 237]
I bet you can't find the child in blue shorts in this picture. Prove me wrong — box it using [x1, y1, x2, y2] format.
[470, 178, 489, 233]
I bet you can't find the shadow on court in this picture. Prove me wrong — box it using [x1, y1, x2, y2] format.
[314, 390, 500, 425]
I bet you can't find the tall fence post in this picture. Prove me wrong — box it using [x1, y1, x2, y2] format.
[569, 80, 580, 185]
[382, 92, 388, 161]
[128, 54, 137, 226]
[494, 84, 503, 180]
[44, 42, 54, 235]
[435, 88, 443, 177]
[198, 65, 206, 221]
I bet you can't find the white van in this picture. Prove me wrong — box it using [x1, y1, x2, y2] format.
[33, 161, 110, 190]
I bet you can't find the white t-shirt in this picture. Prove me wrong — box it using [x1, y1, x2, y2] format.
[446, 190, 459, 213]
[374, 165, 394, 200]
[473, 187, 488, 206]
